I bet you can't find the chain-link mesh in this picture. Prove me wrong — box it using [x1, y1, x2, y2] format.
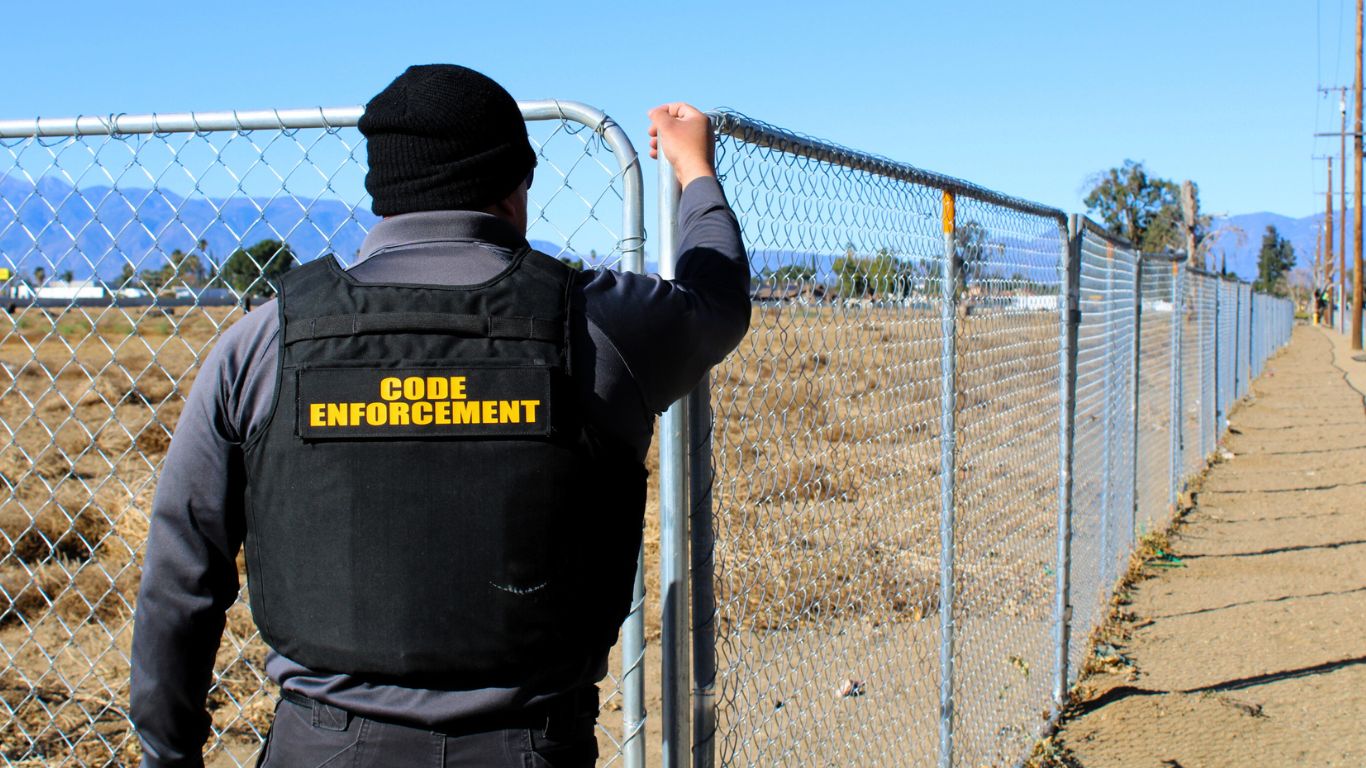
[704, 116, 947, 768]
[1217, 280, 1238, 434]
[701, 112, 1065, 768]
[946, 190, 1062, 768]
[1067, 223, 1137, 684]
[1135, 257, 1177, 534]
[0, 102, 644, 767]
[1192, 272, 1218, 475]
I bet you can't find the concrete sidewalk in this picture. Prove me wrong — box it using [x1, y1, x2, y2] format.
[1321, 324, 1366, 400]
[1040, 325, 1366, 767]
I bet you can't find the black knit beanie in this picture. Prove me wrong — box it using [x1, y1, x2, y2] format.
[358, 64, 536, 216]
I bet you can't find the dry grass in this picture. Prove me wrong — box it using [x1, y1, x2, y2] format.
[711, 306, 1060, 634]
[1, 306, 244, 764]
[3, 301, 1070, 764]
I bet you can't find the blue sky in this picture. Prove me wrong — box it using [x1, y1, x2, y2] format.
[2, 1, 1341, 219]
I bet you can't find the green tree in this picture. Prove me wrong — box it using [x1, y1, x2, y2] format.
[117, 262, 137, 289]
[954, 220, 991, 297]
[221, 239, 296, 297]
[833, 247, 905, 298]
[1083, 161, 1206, 252]
[1254, 225, 1296, 295]
[770, 264, 817, 283]
[32, 266, 46, 285]
[139, 242, 211, 294]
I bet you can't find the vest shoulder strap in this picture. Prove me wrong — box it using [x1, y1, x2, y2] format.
[282, 311, 564, 345]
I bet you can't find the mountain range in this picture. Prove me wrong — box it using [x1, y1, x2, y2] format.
[0, 176, 1330, 284]
[1207, 212, 1329, 279]
[0, 177, 593, 281]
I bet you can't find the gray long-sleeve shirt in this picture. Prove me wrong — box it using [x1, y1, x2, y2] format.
[130, 177, 749, 767]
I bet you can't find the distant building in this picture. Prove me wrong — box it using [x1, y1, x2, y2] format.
[13, 279, 109, 301]
[172, 285, 241, 304]
[751, 282, 831, 305]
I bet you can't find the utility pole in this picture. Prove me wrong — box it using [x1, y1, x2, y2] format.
[1316, 221, 1325, 324]
[1181, 181, 1198, 268]
[1328, 157, 1336, 316]
[1356, 0, 1364, 349]
[1343, 92, 1349, 330]
[1324, 85, 1351, 329]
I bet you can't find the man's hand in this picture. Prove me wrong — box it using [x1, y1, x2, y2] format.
[648, 103, 716, 188]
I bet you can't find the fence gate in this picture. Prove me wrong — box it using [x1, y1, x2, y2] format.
[0, 101, 645, 767]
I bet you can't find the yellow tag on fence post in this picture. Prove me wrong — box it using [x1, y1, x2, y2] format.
[0, 268, 11, 281]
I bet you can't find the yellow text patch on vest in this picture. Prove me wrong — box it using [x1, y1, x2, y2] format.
[295, 364, 551, 440]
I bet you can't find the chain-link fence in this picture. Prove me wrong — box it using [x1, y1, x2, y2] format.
[663, 114, 1296, 768]
[0, 101, 646, 767]
[2, 96, 1299, 768]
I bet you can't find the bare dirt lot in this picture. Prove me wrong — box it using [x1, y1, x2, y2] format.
[1038, 326, 1366, 767]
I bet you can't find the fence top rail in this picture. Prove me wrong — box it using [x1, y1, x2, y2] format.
[1186, 265, 1256, 287]
[1074, 215, 1139, 252]
[1140, 249, 1189, 264]
[708, 109, 1068, 227]
[0, 99, 624, 140]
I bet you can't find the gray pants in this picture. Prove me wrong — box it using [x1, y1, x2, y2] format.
[258, 695, 598, 767]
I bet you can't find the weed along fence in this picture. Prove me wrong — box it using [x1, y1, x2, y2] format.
[0, 100, 1293, 768]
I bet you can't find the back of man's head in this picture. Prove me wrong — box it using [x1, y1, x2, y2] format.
[358, 64, 535, 217]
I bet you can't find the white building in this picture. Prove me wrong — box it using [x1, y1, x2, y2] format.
[10, 279, 109, 301]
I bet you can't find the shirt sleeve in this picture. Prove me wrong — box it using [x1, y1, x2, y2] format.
[580, 176, 750, 413]
[130, 320, 263, 767]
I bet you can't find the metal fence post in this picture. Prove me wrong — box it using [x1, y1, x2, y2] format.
[689, 374, 717, 768]
[1248, 290, 1257, 382]
[1129, 258, 1144, 543]
[1053, 216, 1082, 706]
[1206, 276, 1216, 458]
[1099, 242, 1114, 583]
[937, 190, 959, 768]
[1213, 279, 1223, 437]
[658, 155, 691, 768]
[1168, 262, 1183, 512]
[606, 107, 649, 768]
[1232, 286, 1242, 400]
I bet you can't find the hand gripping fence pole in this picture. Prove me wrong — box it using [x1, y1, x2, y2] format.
[657, 152, 691, 768]
[686, 126, 719, 768]
[1053, 216, 1083, 707]
[937, 190, 959, 768]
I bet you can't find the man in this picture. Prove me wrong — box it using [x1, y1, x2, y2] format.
[130, 64, 749, 767]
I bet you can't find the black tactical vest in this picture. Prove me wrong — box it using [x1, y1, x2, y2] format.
[242, 250, 646, 689]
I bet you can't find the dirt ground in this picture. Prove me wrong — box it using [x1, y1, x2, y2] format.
[1040, 325, 1366, 767]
